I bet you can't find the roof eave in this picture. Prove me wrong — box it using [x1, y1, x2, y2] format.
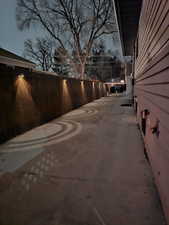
[0, 55, 36, 69]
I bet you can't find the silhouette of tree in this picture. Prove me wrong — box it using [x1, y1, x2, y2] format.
[53, 47, 70, 76]
[86, 40, 124, 81]
[16, 0, 117, 78]
[24, 37, 54, 71]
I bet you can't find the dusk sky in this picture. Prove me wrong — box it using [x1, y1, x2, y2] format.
[0, 0, 45, 57]
[0, 0, 122, 59]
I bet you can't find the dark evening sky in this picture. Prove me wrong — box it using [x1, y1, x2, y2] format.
[0, 0, 45, 57]
[0, 0, 122, 59]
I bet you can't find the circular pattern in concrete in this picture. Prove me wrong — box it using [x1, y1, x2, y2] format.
[61, 108, 98, 120]
[95, 97, 115, 103]
[83, 98, 114, 108]
[83, 102, 109, 108]
[0, 120, 82, 153]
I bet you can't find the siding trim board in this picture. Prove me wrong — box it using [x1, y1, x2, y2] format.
[134, 0, 169, 223]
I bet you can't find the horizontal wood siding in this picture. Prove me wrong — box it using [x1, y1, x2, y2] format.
[134, 0, 169, 223]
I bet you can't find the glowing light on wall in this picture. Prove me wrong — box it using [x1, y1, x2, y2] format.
[63, 79, 67, 85]
[18, 74, 25, 79]
[92, 81, 96, 99]
[15, 74, 39, 126]
[62, 79, 72, 111]
[80, 80, 87, 103]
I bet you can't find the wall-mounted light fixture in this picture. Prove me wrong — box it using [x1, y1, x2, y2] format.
[18, 74, 25, 79]
[63, 79, 67, 84]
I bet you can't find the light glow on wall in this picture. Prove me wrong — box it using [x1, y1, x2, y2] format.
[80, 80, 87, 103]
[18, 74, 25, 79]
[15, 74, 39, 126]
[92, 81, 96, 99]
[62, 78, 72, 111]
[63, 79, 67, 84]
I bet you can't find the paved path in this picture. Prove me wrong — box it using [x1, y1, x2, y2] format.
[0, 95, 166, 225]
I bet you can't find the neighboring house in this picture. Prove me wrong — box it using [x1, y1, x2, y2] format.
[114, 0, 169, 224]
[86, 55, 124, 81]
[0, 48, 36, 69]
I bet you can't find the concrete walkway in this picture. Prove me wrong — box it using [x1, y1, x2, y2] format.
[0, 95, 166, 225]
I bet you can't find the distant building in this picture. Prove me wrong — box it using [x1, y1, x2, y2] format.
[86, 55, 124, 82]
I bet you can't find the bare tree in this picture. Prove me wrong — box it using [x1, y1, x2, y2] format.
[53, 47, 70, 76]
[24, 37, 54, 71]
[16, 0, 117, 78]
[86, 40, 113, 81]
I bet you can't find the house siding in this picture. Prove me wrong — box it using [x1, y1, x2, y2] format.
[134, 0, 169, 223]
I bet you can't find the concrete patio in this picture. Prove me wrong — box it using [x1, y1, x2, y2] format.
[0, 95, 166, 225]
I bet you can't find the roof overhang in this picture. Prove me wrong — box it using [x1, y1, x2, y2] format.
[0, 55, 36, 69]
[0, 48, 36, 69]
[113, 0, 142, 56]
